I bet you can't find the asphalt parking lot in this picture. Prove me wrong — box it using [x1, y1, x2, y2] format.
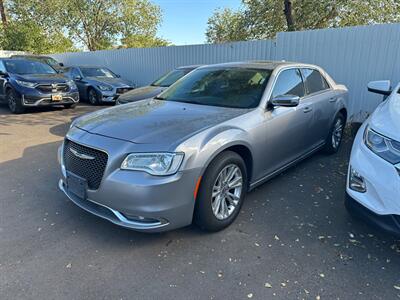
[1, 104, 399, 300]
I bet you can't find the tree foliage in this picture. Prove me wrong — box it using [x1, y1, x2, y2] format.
[0, 0, 167, 53]
[206, 0, 400, 43]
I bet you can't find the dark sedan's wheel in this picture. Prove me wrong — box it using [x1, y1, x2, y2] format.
[324, 112, 345, 154]
[88, 88, 100, 105]
[194, 151, 247, 232]
[7, 88, 25, 114]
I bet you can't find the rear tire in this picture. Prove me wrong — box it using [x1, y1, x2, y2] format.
[324, 112, 345, 154]
[194, 151, 247, 232]
[88, 88, 100, 105]
[7, 88, 25, 114]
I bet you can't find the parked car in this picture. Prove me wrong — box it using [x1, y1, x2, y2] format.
[0, 58, 79, 113]
[11, 54, 65, 72]
[346, 80, 400, 237]
[116, 65, 200, 105]
[58, 61, 348, 232]
[62, 66, 135, 105]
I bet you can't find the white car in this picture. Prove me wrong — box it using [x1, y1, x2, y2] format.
[346, 80, 400, 236]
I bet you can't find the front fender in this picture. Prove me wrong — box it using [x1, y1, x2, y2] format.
[178, 125, 253, 178]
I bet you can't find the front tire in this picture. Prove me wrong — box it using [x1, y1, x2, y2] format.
[87, 88, 100, 105]
[7, 88, 25, 114]
[194, 151, 247, 232]
[324, 112, 345, 154]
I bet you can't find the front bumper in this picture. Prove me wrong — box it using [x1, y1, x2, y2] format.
[58, 131, 200, 232]
[346, 122, 400, 236]
[99, 87, 134, 103]
[22, 92, 79, 107]
[345, 193, 400, 237]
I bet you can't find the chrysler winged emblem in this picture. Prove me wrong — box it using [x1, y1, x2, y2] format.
[69, 148, 95, 160]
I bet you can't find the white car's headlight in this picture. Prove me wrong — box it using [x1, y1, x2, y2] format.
[98, 84, 113, 91]
[121, 152, 184, 176]
[364, 126, 400, 164]
[16, 80, 37, 88]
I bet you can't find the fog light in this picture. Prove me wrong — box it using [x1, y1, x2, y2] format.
[349, 166, 366, 193]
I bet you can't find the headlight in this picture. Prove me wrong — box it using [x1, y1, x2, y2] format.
[15, 80, 37, 88]
[364, 126, 400, 164]
[98, 84, 113, 91]
[121, 152, 184, 176]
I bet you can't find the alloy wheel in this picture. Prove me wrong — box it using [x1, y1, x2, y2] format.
[211, 164, 243, 220]
[8, 91, 16, 112]
[332, 118, 344, 149]
[89, 90, 98, 104]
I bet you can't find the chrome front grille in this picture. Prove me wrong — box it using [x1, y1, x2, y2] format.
[36, 83, 69, 93]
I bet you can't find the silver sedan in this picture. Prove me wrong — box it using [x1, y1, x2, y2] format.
[58, 61, 348, 232]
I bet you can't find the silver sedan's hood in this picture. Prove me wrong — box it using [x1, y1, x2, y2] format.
[74, 99, 249, 144]
[370, 93, 400, 141]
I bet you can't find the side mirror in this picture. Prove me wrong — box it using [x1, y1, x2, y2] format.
[74, 75, 82, 81]
[367, 80, 391, 96]
[116, 74, 121, 78]
[271, 95, 300, 107]
[59, 62, 64, 67]
[0, 70, 8, 77]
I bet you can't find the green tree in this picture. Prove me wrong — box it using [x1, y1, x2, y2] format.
[62, 0, 165, 50]
[121, 34, 170, 48]
[206, 0, 400, 43]
[1, 0, 166, 52]
[0, 20, 76, 54]
[206, 8, 249, 43]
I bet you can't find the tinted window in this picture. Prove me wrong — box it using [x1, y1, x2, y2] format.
[302, 68, 329, 94]
[4, 60, 57, 75]
[271, 69, 305, 98]
[151, 69, 192, 87]
[159, 67, 272, 108]
[80, 67, 116, 78]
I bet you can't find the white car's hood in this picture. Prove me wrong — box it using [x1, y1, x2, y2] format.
[370, 92, 400, 141]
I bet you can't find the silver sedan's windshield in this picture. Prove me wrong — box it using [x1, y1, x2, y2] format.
[158, 67, 272, 108]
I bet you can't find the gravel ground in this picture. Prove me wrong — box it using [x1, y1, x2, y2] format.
[1, 104, 399, 300]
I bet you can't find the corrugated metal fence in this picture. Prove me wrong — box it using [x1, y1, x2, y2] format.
[52, 23, 400, 122]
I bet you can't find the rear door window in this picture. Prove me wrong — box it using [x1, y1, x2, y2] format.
[271, 68, 305, 99]
[301, 68, 330, 95]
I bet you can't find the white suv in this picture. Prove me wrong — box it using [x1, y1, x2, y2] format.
[346, 80, 400, 236]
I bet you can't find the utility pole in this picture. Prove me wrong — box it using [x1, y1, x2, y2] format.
[283, 0, 294, 31]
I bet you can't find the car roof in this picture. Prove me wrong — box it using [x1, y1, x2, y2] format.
[11, 55, 53, 59]
[70, 65, 110, 69]
[0, 58, 42, 63]
[197, 60, 318, 70]
[176, 64, 202, 70]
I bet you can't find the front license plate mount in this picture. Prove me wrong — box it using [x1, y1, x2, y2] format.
[52, 94, 62, 101]
[66, 172, 87, 199]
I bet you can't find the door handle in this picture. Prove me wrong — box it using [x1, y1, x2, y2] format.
[329, 97, 337, 102]
[303, 107, 313, 113]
